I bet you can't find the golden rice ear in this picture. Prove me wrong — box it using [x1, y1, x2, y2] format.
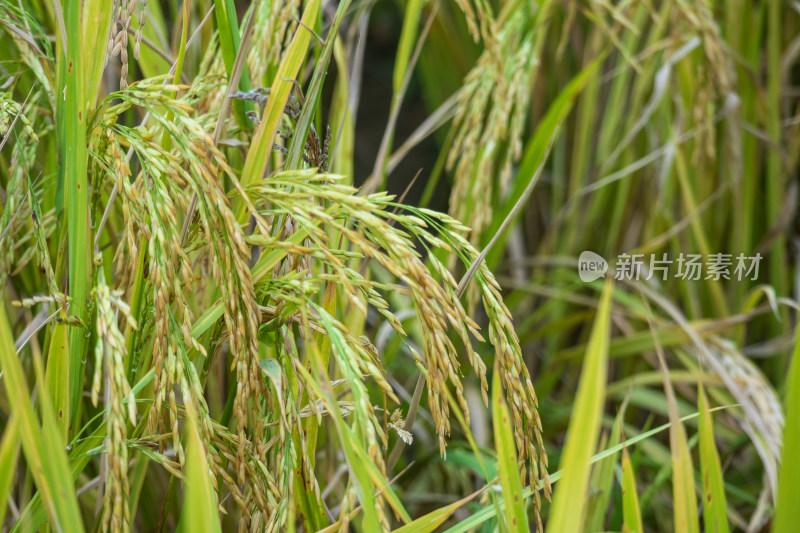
[93, 271, 136, 533]
[238, 169, 548, 525]
[107, 0, 133, 90]
[0, 7, 551, 525]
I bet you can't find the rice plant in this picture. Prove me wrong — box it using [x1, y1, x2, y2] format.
[1, 0, 799, 532]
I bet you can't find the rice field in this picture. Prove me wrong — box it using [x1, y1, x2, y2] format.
[0, 0, 799, 531]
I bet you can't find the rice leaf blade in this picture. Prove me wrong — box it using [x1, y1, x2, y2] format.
[492, 362, 530, 532]
[545, 280, 613, 533]
[237, 0, 321, 216]
[0, 301, 85, 531]
[0, 414, 19, 528]
[697, 381, 729, 533]
[620, 447, 643, 533]
[286, 0, 352, 169]
[182, 415, 222, 533]
[773, 317, 800, 533]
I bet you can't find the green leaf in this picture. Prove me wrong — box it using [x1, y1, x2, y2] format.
[620, 447, 643, 533]
[44, 322, 70, 442]
[0, 303, 85, 531]
[300, 305, 410, 529]
[393, 0, 427, 93]
[214, 0, 251, 88]
[60, 0, 92, 428]
[443, 406, 734, 533]
[585, 403, 626, 531]
[214, 0, 251, 128]
[697, 382, 729, 533]
[181, 415, 222, 533]
[80, 0, 113, 110]
[492, 364, 529, 532]
[13, 372, 154, 533]
[237, 0, 321, 217]
[286, 0, 352, 169]
[545, 279, 613, 533]
[0, 414, 20, 528]
[391, 487, 485, 533]
[26, 169, 71, 443]
[773, 316, 800, 533]
[259, 358, 283, 385]
[658, 353, 698, 532]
